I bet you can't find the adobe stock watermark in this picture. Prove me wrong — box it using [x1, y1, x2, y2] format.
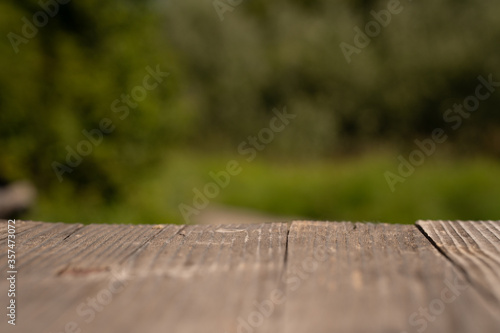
[401, 275, 468, 333]
[51, 65, 169, 182]
[385, 74, 500, 192]
[226, 243, 335, 333]
[49, 270, 130, 333]
[7, 0, 71, 54]
[178, 106, 295, 223]
[340, 0, 403, 64]
[213, 0, 245, 21]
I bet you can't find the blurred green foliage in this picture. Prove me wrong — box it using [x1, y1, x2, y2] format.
[1, 0, 500, 223]
[32, 152, 500, 224]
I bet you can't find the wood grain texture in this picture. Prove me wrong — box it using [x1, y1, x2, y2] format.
[1, 220, 499, 333]
[80, 223, 289, 333]
[283, 221, 500, 333]
[0, 219, 44, 241]
[1, 221, 288, 333]
[417, 220, 500, 310]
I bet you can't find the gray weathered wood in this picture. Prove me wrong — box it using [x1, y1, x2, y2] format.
[417, 220, 500, 310]
[283, 221, 500, 333]
[1, 221, 288, 333]
[82, 223, 288, 333]
[0, 219, 44, 241]
[1, 220, 499, 333]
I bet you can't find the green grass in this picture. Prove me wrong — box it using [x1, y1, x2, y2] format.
[29, 151, 500, 224]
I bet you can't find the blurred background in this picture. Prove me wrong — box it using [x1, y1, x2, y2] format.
[1, 0, 500, 224]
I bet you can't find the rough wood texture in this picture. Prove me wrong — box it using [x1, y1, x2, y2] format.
[1, 221, 288, 333]
[417, 220, 500, 310]
[284, 221, 499, 333]
[1, 220, 499, 333]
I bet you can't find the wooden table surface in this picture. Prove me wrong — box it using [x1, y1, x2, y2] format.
[1, 220, 499, 333]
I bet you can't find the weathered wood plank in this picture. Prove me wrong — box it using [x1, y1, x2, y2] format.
[0, 221, 177, 333]
[77, 223, 288, 333]
[283, 221, 500, 333]
[0, 221, 82, 273]
[0, 219, 44, 241]
[2, 220, 499, 333]
[417, 220, 500, 309]
[1, 222, 288, 333]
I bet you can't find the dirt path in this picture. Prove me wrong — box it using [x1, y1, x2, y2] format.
[192, 204, 300, 225]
